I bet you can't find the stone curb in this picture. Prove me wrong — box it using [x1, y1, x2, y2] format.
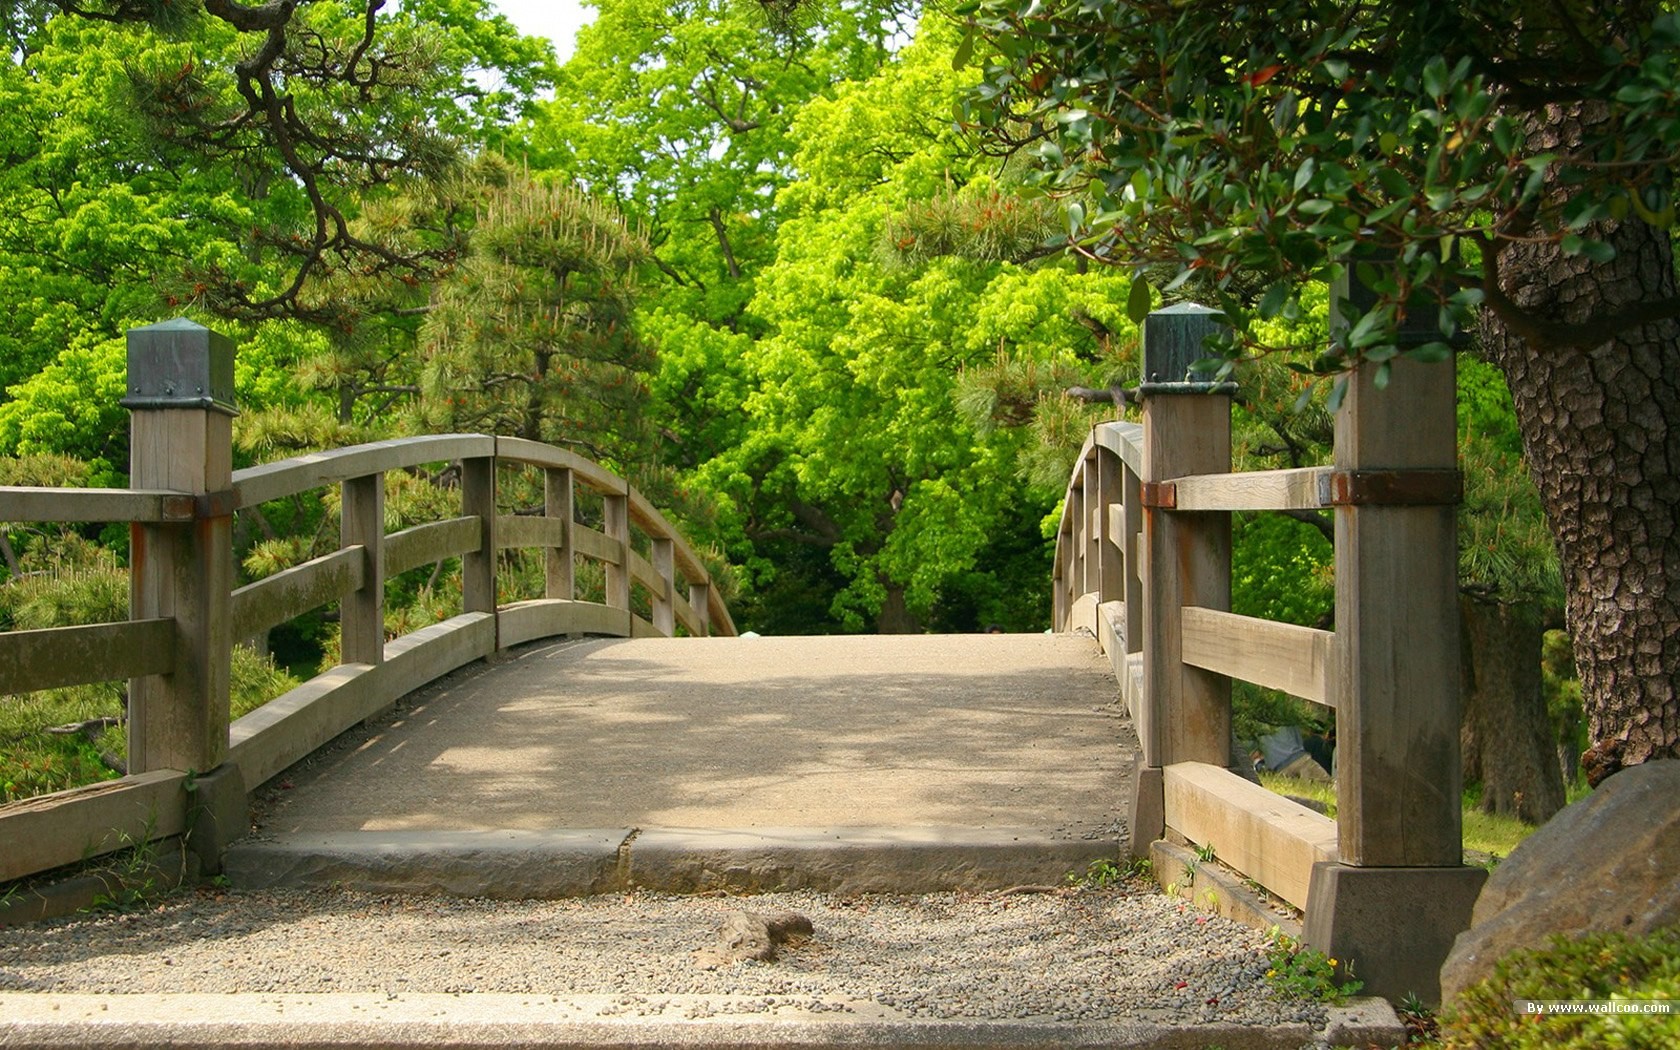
[0, 992, 1340, 1049]
[222, 827, 1118, 899]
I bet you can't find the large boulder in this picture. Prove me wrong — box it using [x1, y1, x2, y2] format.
[1440, 759, 1680, 1002]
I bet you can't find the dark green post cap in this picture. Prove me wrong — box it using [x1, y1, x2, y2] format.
[121, 319, 238, 416]
[1139, 302, 1237, 395]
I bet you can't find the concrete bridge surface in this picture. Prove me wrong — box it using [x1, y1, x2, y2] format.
[226, 632, 1136, 897]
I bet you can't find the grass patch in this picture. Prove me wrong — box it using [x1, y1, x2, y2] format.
[1259, 773, 1542, 863]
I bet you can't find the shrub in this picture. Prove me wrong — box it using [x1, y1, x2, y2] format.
[1437, 928, 1680, 1049]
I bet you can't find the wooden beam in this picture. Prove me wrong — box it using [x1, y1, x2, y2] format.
[384, 517, 480, 578]
[496, 515, 567, 551]
[545, 467, 575, 601]
[1181, 606, 1334, 708]
[232, 435, 495, 509]
[339, 473, 384, 666]
[0, 619, 174, 695]
[0, 770, 190, 884]
[1171, 467, 1331, 511]
[1164, 761, 1338, 911]
[0, 488, 196, 524]
[460, 456, 496, 618]
[1092, 421, 1144, 476]
[570, 524, 619, 568]
[230, 547, 363, 643]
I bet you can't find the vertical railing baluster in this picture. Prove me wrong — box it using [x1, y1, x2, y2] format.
[689, 582, 712, 637]
[652, 537, 675, 636]
[604, 486, 631, 621]
[545, 467, 574, 601]
[340, 473, 385, 666]
[461, 455, 497, 639]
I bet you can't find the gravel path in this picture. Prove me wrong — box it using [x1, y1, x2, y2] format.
[0, 883, 1326, 1030]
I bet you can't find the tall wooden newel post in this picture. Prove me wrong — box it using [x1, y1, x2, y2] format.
[1130, 304, 1235, 858]
[124, 319, 245, 873]
[1302, 276, 1487, 1004]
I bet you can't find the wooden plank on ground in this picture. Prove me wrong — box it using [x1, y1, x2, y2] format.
[229, 613, 496, 790]
[1164, 761, 1337, 911]
[496, 599, 631, 648]
[1180, 606, 1334, 707]
[0, 619, 173, 695]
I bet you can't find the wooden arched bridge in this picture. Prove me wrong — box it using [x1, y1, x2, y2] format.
[1, 305, 1484, 1003]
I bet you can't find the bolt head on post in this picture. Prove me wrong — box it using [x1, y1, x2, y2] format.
[1139, 303, 1238, 396]
[121, 318, 238, 416]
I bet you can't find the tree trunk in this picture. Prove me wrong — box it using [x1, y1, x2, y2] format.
[875, 581, 921, 634]
[1479, 206, 1680, 779]
[1459, 596, 1566, 824]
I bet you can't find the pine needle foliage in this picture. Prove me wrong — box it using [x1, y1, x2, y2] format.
[417, 175, 654, 469]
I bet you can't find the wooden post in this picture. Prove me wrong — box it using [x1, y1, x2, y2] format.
[1129, 304, 1233, 859]
[461, 456, 497, 624]
[652, 537, 675, 636]
[1301, 274, 1484, 1005]
[689, 582, 712, 637]
[1096, 447, 1124, 606]
[545, 467, 574, 600]
[1121, 459, 1144, 656]
[1139, 304, 1234, 770]
[123, 320, 235, 776]
[1082, 450, 1101, 599]
[1332, 355, 1463, 866]
[340, 473, 384, 666]
[604, 486, 631, 615]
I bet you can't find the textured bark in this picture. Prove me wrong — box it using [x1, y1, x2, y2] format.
[1459, 597, 1566, 824]
[1478, 113, 1680, 775]
[875, 581, 921, 634]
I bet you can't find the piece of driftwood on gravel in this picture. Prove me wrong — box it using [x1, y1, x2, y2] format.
[693, 909, 814, 968]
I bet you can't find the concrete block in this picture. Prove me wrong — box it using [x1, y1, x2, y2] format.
[185, 762, 248, 876]
[1303, 861, 1486, 1005]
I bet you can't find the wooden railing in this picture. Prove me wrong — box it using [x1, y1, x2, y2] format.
[0, 320, 733, 889]
[1056, 300, 1484, 1002]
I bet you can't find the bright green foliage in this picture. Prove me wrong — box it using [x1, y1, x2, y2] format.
[690, 21, 1150, 631]
[960, 1, 1680, 380]
[0, 335, 131, 485]
[1439, 928, 1680, 1049]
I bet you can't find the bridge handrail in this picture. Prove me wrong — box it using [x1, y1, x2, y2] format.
[0, 322, 736, 888]
[1055, 301, 1473, 997]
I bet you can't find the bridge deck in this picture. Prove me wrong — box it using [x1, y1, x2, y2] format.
[228, 633, 1137, 896]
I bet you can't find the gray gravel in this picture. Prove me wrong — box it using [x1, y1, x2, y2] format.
[0, 884, 1326, 1030]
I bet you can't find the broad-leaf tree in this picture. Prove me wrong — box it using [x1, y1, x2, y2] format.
[961, 0, 1680, 775]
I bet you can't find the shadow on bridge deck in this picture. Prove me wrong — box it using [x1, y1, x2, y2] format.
[226, 632, 1138, 897]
